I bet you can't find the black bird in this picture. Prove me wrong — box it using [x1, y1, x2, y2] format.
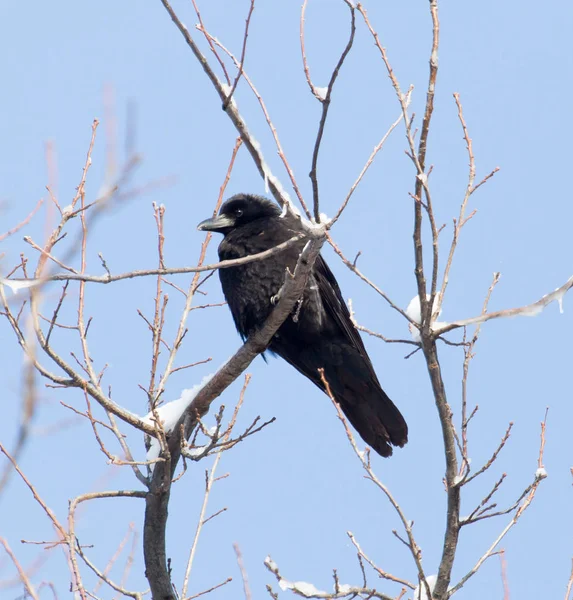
[198, 194, 408, 457]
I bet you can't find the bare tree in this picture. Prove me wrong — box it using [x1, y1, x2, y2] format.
[1, 1, 571, 599]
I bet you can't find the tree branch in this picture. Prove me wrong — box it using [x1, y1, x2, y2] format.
[142, 231, 325, 599]
[159, 0, 305, 217]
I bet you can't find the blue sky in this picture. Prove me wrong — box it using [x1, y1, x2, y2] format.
[1, 1, 571, 599]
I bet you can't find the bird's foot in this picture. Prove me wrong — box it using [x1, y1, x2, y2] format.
[270, 292, 281, 306]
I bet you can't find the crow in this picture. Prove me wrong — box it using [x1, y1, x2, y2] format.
[198, 194, 408, 456]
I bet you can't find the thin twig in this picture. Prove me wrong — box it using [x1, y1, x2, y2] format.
[234, 543, 252, 600]
[459, 272, 501, 476]
[181, 376, 251, 597]
[190, 0, 231, 85]
[437, 93, 499, 315]
[449, 412, 549, 595]
[329, 91, 411, 227]
[299, 0, 322, 100]
[0, 538, 40, 600]
[435, 274, 573, 336]
[196, 25, 309, 217]
[187, 577, 233, 600]
[92, 524, 135, 596]
[69, 491, 146, 600]
[159, 0, 305, 216]
[223, 0, 256, 108]
[6, 233, 306, 286]
[564, 558, 573, 600]
[309, 1, 355, 221]
[347, 532, 414, 589]
[0, 442, 67, 540]
[156, 137, 242, 402]
[143, 224, 325, 598]
[319, 370, 428, 592]
[328, 234, 415, 323]
[0, 198, 43, 242]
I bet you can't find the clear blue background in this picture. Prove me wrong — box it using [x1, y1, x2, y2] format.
[0, 1, 571, 598]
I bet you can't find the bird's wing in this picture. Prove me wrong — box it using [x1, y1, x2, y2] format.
[313, 255, 376, 372]
[269, 253, 408, 455]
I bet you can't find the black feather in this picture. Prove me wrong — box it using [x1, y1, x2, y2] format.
[198, 194, 408, 457]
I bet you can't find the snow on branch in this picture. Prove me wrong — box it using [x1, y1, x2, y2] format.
[403, 274, 571, 342]
[0, 277, 41, 295]
[433, 274, 572, 337]
[142, 375, 215, 461]
[412, 575, 437, 600]
[264, 556, 395, 600]
[405, 293, 446, 342]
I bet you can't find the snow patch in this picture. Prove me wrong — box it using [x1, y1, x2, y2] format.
[186, 445, 207, 458]
[519, 281, 570, 318]
[292, 581, 326, 597]
[406, 296, 422, 324]
[0, 277, 40, 295]
[406, 293, 443, 341]
[554, 286, 566, 314]
[406, 293, 441, 323]
[309, 212, 330, 229]
[265, 555, 328, 597]
[521, 304, 543, 317]
[412, 575, 437, 600]
[297, 581, 323, 596]
[431, 321, 450, 334]
[408, 326, 421, 343]
[143, 373, 215, 461]
[315, 86, 328, 100]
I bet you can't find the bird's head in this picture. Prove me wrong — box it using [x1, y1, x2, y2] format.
[197, 194, 281, 235]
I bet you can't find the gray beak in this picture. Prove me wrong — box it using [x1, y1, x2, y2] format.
[197, 214, 235, 232]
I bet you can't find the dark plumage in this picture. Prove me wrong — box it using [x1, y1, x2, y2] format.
[198, 194, 408, 456]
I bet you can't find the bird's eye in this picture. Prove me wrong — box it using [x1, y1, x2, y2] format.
[235, 208, 244, 217]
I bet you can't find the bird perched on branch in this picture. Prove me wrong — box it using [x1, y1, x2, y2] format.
[198, 194, 407, 457]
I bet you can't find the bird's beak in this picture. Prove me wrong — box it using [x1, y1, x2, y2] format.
[197, 214, 235, 232]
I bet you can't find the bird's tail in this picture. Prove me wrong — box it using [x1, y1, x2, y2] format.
[318, 349, 407, 457]
[277, 341, 408, 457]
